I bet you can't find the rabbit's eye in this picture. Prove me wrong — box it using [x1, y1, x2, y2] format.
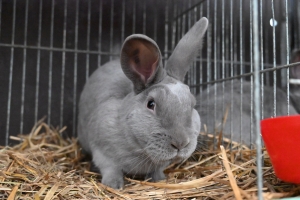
[147, 100, 155, 110]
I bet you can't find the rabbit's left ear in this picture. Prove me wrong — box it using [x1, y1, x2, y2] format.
[165, 17, 208, 82]
[121, 34, 165, 93]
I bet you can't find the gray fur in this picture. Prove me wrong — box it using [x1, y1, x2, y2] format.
[78, 17, 208, 189]
[197, 80, 298, 147]
[197, 50, 300, 146]
[165, 18, 208, 82]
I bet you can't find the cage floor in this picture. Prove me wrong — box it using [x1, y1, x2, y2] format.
[0, 119, 299, 200]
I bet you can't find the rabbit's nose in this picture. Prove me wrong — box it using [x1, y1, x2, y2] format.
[171, 139, 190, 151]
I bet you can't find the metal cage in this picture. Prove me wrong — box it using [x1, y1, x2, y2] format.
[1, 0, 300, 199]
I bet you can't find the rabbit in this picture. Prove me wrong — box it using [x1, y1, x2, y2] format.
[197, 49, 300, 147]
[197, 80, 298, 147]
[77, 17, 208, 189]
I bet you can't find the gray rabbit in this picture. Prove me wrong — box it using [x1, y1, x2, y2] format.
[77, 18, 208, 189]
[197, 80, 298, 146]
[197, 50, 300, 147]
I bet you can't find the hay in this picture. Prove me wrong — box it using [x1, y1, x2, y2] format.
[0, 119, 299, 199]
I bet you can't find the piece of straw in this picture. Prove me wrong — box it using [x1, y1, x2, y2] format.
[220, 145, 243, 200]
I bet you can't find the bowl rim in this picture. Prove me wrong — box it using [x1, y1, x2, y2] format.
[261, 114, 300, 124]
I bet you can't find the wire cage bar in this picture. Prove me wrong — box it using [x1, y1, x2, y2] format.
[0, 0, 300, 198]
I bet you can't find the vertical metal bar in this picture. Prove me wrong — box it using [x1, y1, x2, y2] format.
[73, 0, 79, 137]
[265, 1, 270, 85]
[35, 0, 43, 124]
[192, 4, 196, 94]
[213, 0, 217, 146]
[187, 0, 191, 89]
[240, 0, 244, 76]
[20, 0, 29, 134]
[86, 0, 91, 80]
[143, 0, 146, 35]
[259, 0, 265, 177]
[260, 0, 264, 120]
[182, 3, 186, 83]
[109, 0, 114, 61]
[192, 3, 196, 94]
[47, 0, 55, 125]
[206, 0, 211, 135]
[220, 0, 225, 146]
[164, 0, 169, 67]
[230, 0, 233, 148]
[233, 10, 238, 77]
[221, 0, 225, 140]
[97, 0, 102, 67]
[132, 0, 136, 33]
[239, 0, 243, 144]
[271, 0, 276, 117]
[252, 0, 263, 199]
[285, 0, 290, 115]
[225, 17, 230, 79]
[6, 0, 17, 145]
[199, 3, 203, 96]
[121, 0, 125, 42]
[60, 0, 68, 128]
[192, 3, 197, 94]
[213, 0, 218, 147]
[250, 0, 254, 148]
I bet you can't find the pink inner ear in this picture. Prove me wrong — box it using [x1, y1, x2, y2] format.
[128, 40, 159, 83]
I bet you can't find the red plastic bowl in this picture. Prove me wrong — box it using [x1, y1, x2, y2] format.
[261, 115, 300, 184]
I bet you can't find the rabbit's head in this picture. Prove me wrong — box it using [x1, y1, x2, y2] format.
[119, 18, 208, 166]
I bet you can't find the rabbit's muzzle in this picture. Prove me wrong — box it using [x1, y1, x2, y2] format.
[145, 132, 196, 165]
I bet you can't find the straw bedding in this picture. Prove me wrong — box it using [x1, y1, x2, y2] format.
[0, 119, 299, 199]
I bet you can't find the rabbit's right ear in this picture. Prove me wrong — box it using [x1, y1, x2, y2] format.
[291, 49, 300, 79]
[165, 17, 208, 82]
[121, 34, 165, 93]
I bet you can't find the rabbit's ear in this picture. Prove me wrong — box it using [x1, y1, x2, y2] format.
[165, 17, 208, 82]
[121, 34, 165, 93]
[291, 49, 300, 79]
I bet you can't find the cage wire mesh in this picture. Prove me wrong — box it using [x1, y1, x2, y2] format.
[0, 0, 300, 198]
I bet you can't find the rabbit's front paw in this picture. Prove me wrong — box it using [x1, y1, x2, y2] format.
[101, 171, 124, 189]
[146, 169, 166, 182]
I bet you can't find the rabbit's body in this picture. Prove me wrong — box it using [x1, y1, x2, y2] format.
[78, 60, 131, 154]
[78, 18, 208, 189]
[197, 80, 298, 146]
[197, 50, 300, 147]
